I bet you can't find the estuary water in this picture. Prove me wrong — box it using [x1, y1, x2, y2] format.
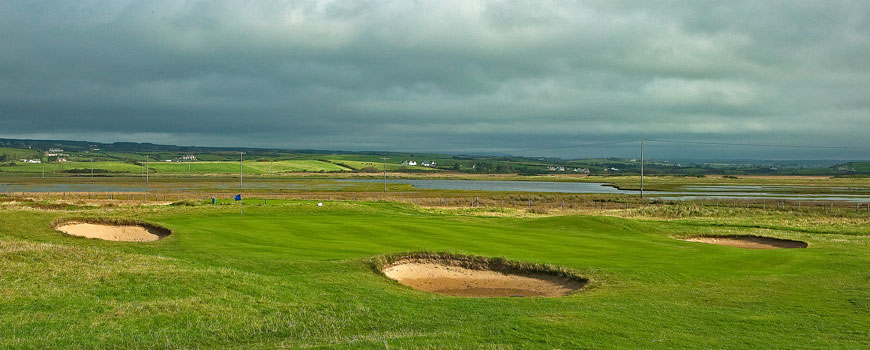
[339, 179, 632, 194]
[340, 179, 870, 203]
[2, 179, 868, 202]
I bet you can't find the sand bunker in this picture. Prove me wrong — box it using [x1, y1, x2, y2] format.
[683, 235, 807, 249]
[382, 259, 584, 297]
[56, 222, 169, 242]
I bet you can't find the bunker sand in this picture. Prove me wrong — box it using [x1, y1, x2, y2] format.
[383, 261, 582, 297]
[57, 222, 169, 242]
[683, 235, 807, 249]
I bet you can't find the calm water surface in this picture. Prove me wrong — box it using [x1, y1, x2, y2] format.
[3, 179, 868, 202]
[340, 179, 631, 194]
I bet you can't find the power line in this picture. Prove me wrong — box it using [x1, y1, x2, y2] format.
[647, 139, 870, 150]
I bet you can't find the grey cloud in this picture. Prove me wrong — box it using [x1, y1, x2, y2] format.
[1, 0, 868, 159]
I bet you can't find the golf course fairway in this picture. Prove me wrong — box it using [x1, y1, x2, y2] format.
[1, 199, 867, 349]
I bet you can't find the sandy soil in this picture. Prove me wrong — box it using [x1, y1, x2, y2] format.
[383, 261, 581, 297]
[56, 222, 167, 242]
[683, 236, 807, 249]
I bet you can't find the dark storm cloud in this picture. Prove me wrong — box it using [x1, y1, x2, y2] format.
[1, 0, 868, 159]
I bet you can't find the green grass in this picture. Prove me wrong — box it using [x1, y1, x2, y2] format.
[837, 162, 870, 173]
[0, 161, 144, 174]
[0, 160, 351, 176]
[100, 152, 152, 162]
[146, 160, 349, 175]
[0, 200, 867, 349]
[325, 159, 439, 172]
[146, 161, 263, 175]
[0, 147, 40, 161]
[246, 160, 351, 173]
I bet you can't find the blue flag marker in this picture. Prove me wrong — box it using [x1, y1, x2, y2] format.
[235, 194, 243, 216]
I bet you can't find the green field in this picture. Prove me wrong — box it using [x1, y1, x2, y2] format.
[0, 160, 350, 176]
[0, 147, 39, 161]
[147, 160, 349, 174]
[247, 160, 350, 173]
[839, 162, 870, 173]
[326, 159, 439, 172]
[1, 199, 867, 349]
[0, 161, 144, 174]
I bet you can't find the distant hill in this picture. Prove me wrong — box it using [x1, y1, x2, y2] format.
[1, 137, 868, 176]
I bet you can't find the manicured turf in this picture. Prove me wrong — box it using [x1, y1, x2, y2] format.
[0, 201, 867, 349]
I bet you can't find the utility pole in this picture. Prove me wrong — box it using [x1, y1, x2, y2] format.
[640, 140, 645, 199]
[381, 157, 389, 193]
[145, 161, 149, 183]
[188, 162, 191, 177]
[90, 158, 94, 179]
[240, 152, 244, 189]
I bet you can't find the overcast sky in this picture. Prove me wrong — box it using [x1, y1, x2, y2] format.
[1, 1, 868, 159]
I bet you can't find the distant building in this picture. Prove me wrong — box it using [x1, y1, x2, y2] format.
[422, 161, 436, 167]
[19, 159, 41, 163]
[181, 154, 197, 161]
[573, 168, 590, 173]
[45, 148, 68, 161]
[401, 160, 418, 166]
